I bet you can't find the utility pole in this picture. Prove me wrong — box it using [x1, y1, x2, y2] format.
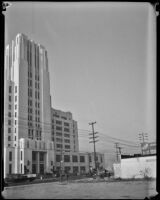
[115, 142, 119, 162]
[89, 122, 99, 171]
[117, 146, 123, 155]
[138, 133, 148, 155]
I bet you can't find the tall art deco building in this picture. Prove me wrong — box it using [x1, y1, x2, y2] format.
[4, 33, 54, 177]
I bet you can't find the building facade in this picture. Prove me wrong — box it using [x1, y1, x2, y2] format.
[4, 33, 105, 178]
[51, 108, 79, 153]
[51, 108, 105, 174]
[4, 33, 54, 177]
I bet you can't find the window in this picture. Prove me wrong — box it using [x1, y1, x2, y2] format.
[9, 151, 12, 161]
[8, 120, 11, 125]
[64, 122, 69, 127]
[64, 166, 71, 173]
[72, 155, 78, 162]
[15, 86, 17, 93]
[40, 152, 44, 161]
[56, 132, 62, 136]
[15, 112, 17, 117]
[56, 120, 62, 125]
[64, 155, 70, 162]
[64, 128, 69, 132]
[53, 114, 59, 118]
[51, 161, 53, 166]
[61, 116, 67, 120]
[9, 86, 12, 93]
[15, 128, 16, 133]
[21, 164, 23, 173]
[80, 166, 86, 173]
[9, 96, 11, 102]
[56, 126, 62, 131]
[8, 112, 11, 117]
[65, 145, 70, 149]
[9, 164, 12, 174]
[56, 138, 62, 142]
[8, 128, 11, 133]
[56, 155, 61, 162]
[32, 152, 36, 161]
[21, 151, 23, 160]
[64, 133, 70, 138]
[56, 144, 62, 148]
[80, 156, 85, 162]
[15, 120, 17, 125]
[64, 139, 70, 143]
[15, 96, 17, 102]
[15, 136, 16, 141]
[8, 136, 11, 141]
[30, 89, 32, 97]
[8, 104, 11, 110]
[73, 166, 79, 173]
[15, 104, 17, 110]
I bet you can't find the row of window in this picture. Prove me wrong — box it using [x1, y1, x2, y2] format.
[56, 155, 85, 163]
[9, 86, 17, 94]
[8, 95, 17, 102]
[54, 120, 69, 127]
[55, 126, 70, 132]
[7, 136, 16, 143]
[28, 88, 40, 99]
[56, 144, 70, 149]
[52, 132, 70, 138]
[56, 138, 70, 143]
[52, 114, 71, 121]
[8, 119, 18, 125]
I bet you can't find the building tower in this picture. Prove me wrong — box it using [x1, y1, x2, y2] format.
[4, 33, 54, 178]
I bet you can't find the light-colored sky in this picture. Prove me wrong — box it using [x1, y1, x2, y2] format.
[5, 2, 156, 153]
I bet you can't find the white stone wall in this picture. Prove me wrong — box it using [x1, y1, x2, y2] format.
[113, 155, 156, 179]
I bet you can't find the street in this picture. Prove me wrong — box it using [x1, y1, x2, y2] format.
[2, 179, 157, 199]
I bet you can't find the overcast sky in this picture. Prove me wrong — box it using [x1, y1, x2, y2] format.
[5, 2, 156, 153]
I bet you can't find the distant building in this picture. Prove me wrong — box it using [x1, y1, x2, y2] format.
[51, 108, 105, 174]
[51, 108, 79, 153]
[4, 33, 105, 178]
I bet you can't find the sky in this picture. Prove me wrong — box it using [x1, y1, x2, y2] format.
[4, 2, 156, 154]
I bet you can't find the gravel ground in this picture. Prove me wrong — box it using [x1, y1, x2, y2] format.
[2, 179, 157, 199]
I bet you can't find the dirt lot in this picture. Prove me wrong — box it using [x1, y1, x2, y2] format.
[2, 179, 157, 199]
